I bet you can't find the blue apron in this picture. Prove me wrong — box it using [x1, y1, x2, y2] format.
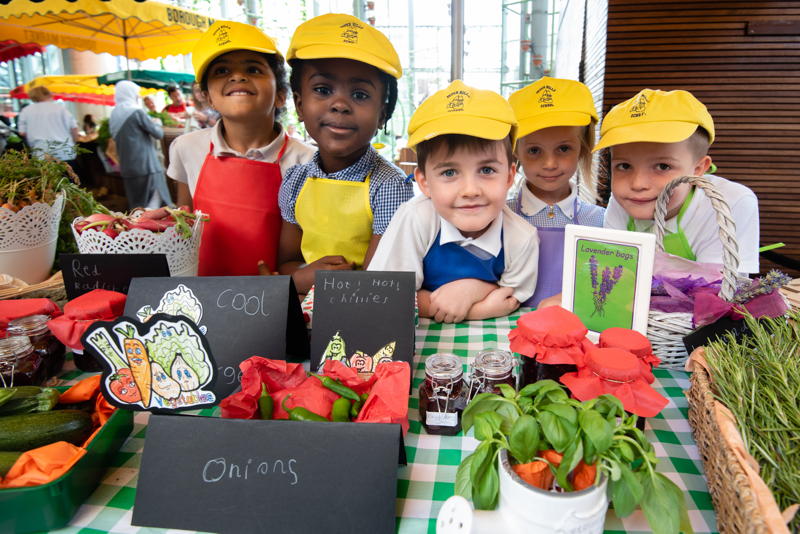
[514, 194, 581, 309]
[421, 231, 505, 292]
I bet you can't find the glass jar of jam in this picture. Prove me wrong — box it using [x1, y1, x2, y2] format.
[7, 314, 66, 378]
[418, 353, 467, 435]
[468, 350, 516, 400]
[0, 336, 45, 386]
[519, 356, 576, 392]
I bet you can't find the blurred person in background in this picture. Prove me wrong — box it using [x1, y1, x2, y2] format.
[17, 86, 80, 168]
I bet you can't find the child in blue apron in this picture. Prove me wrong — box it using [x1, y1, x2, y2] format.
[598, 89, 760, 274]
[167, 21, 315, 276]
[507, 77, 605, 308]
[369, 81, 539, 323]
[277, 14, 414, 295]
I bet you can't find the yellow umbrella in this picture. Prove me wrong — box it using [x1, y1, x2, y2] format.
[11, 74, 159, 106]
[0, 0, 213, 62]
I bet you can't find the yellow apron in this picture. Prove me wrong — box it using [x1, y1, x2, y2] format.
[295, 173, 373, 266]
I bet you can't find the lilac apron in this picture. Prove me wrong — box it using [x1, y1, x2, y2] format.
[516, 195, 580, 308]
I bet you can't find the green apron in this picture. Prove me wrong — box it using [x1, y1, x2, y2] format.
[628, 188, 696, 260]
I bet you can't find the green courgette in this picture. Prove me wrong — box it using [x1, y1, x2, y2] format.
[0, 410, 93, 451]
[0, 451, 22, 476]
[0, 386, 60, 416]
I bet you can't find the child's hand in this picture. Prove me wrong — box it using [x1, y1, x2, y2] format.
[292, 255, 354, 293]
[429, 279, 496, 323]
[467, 286, 519, 320]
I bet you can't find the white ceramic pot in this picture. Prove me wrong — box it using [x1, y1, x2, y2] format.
[0, 195, 64, 284]
[437, 450, 608, 534]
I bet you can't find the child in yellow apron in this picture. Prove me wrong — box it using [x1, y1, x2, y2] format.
[277, 13, 414, 295]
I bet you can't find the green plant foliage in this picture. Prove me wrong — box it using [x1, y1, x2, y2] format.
[456, 380, 693, 533]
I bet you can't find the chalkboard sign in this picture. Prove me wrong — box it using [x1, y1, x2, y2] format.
[60, 253, 170, 300]
[124, 276, 308, 398]
[311, 271, 415, 374]
[133, 415, 401, 534]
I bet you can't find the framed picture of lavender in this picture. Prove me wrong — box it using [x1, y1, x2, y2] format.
[561, 225, 656, 337]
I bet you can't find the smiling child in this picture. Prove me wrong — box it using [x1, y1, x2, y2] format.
[507, 77, 604, 308]
[369, 81, 539, 323]
[168, 21, 314, 276]
[277, 13, 414, 294]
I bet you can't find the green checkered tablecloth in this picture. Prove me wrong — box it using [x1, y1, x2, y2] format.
[47, 311, 717, 534]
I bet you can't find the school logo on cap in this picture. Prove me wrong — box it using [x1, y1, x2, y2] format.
[340, 21, 363, 44]
[446, 89, 471, 112]
[213, 24, 231, 47]
[630, 93, 649, 118]
[536, 84, 556, 109]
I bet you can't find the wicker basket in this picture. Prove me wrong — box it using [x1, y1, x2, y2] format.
[686, 350, 771, 533]
[647, 175, 741, 368]
[0, 271, 67, 302]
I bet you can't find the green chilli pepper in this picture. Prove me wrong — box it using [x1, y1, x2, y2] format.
[281, 395, 328, 422]
[258, 384, 273, 420]
[350, 392, 370, 419]
[310, 373, 360, 402]
[331, 397, 351, 422]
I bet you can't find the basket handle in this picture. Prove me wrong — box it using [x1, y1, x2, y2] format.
[653, 175, 738, 301]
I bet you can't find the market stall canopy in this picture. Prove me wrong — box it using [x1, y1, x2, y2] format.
[0, 40, 44, 62]
[10, 74, 158, 106]
[98, 70, 195, 91]
[0, 0, 213, 61]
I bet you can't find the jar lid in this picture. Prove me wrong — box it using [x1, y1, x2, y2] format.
[425, 353, 463, 380]
[473, 350, 513, 377]
[586, 347, 642, 382]
[513, 307, 587, 346]
[0, 335, 33, 356]
[8, 314, 50, 334]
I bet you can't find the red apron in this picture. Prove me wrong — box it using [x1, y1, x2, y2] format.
[193, 134, 288, 276]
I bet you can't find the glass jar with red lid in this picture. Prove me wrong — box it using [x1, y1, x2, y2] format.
[0, 335, 45, 386]
[7, 314, 65, 378]
[418, 353, 468, 435]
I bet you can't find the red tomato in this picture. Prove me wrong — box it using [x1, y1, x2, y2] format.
[109, 368, 142, 403]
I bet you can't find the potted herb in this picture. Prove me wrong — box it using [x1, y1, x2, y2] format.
[455, 380, 691, 534]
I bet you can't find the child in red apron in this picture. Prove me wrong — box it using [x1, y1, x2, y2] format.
[167, 20, 314, 276]
[507, 77, 605, 309]
[277, 14, 414, 295]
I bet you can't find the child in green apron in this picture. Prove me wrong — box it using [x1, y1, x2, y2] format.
[599, 89, 760, 274]
[277, 13, 414, 295]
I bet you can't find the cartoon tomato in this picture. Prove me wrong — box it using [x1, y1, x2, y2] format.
[109, 368, 142, 403]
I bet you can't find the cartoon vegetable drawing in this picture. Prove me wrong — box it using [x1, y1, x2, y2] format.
[349, 351, 373, 375]
[171, 353, 200, 391]
[322, 331, 347, 362]
[151, 362, 181, 400]
[373, 341, 396, 366]
[108, 368, 141, 404]
[115, 325, 152, 407]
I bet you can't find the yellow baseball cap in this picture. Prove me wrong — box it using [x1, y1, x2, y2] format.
[407, 80, 517, 148]
[286, 13, 402, 79]
[594, 89, 715, 151]
[192, 20, 280, 81]
[509, 77, 598, 140]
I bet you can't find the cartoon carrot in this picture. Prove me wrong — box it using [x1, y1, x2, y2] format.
[114, 325, 152, 407]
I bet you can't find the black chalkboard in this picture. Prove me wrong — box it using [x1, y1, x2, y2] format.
[132, 415, 401, 534]
[310, 271, 416, 373]
[60, 253, 170, 300]
[124, 276, 309, 398]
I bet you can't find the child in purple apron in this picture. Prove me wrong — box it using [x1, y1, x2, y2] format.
[507, 78, 605, 308]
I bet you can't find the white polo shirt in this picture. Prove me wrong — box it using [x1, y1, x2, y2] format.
[368, 195, 540, 303]
[167, 122, 315, 195]
[17, 101, 78, 161]
[604, 174, 760, 273]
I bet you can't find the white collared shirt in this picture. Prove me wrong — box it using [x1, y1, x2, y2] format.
[518, 181, 577, 219]
[167, 122, 315, 195]
[439, 211, 504, 259]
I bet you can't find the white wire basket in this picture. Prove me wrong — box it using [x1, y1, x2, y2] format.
[647, 175, 740, 369]
[71, 210, 205, 277]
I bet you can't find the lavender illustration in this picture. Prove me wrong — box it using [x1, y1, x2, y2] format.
[589, 255, 623, 316]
